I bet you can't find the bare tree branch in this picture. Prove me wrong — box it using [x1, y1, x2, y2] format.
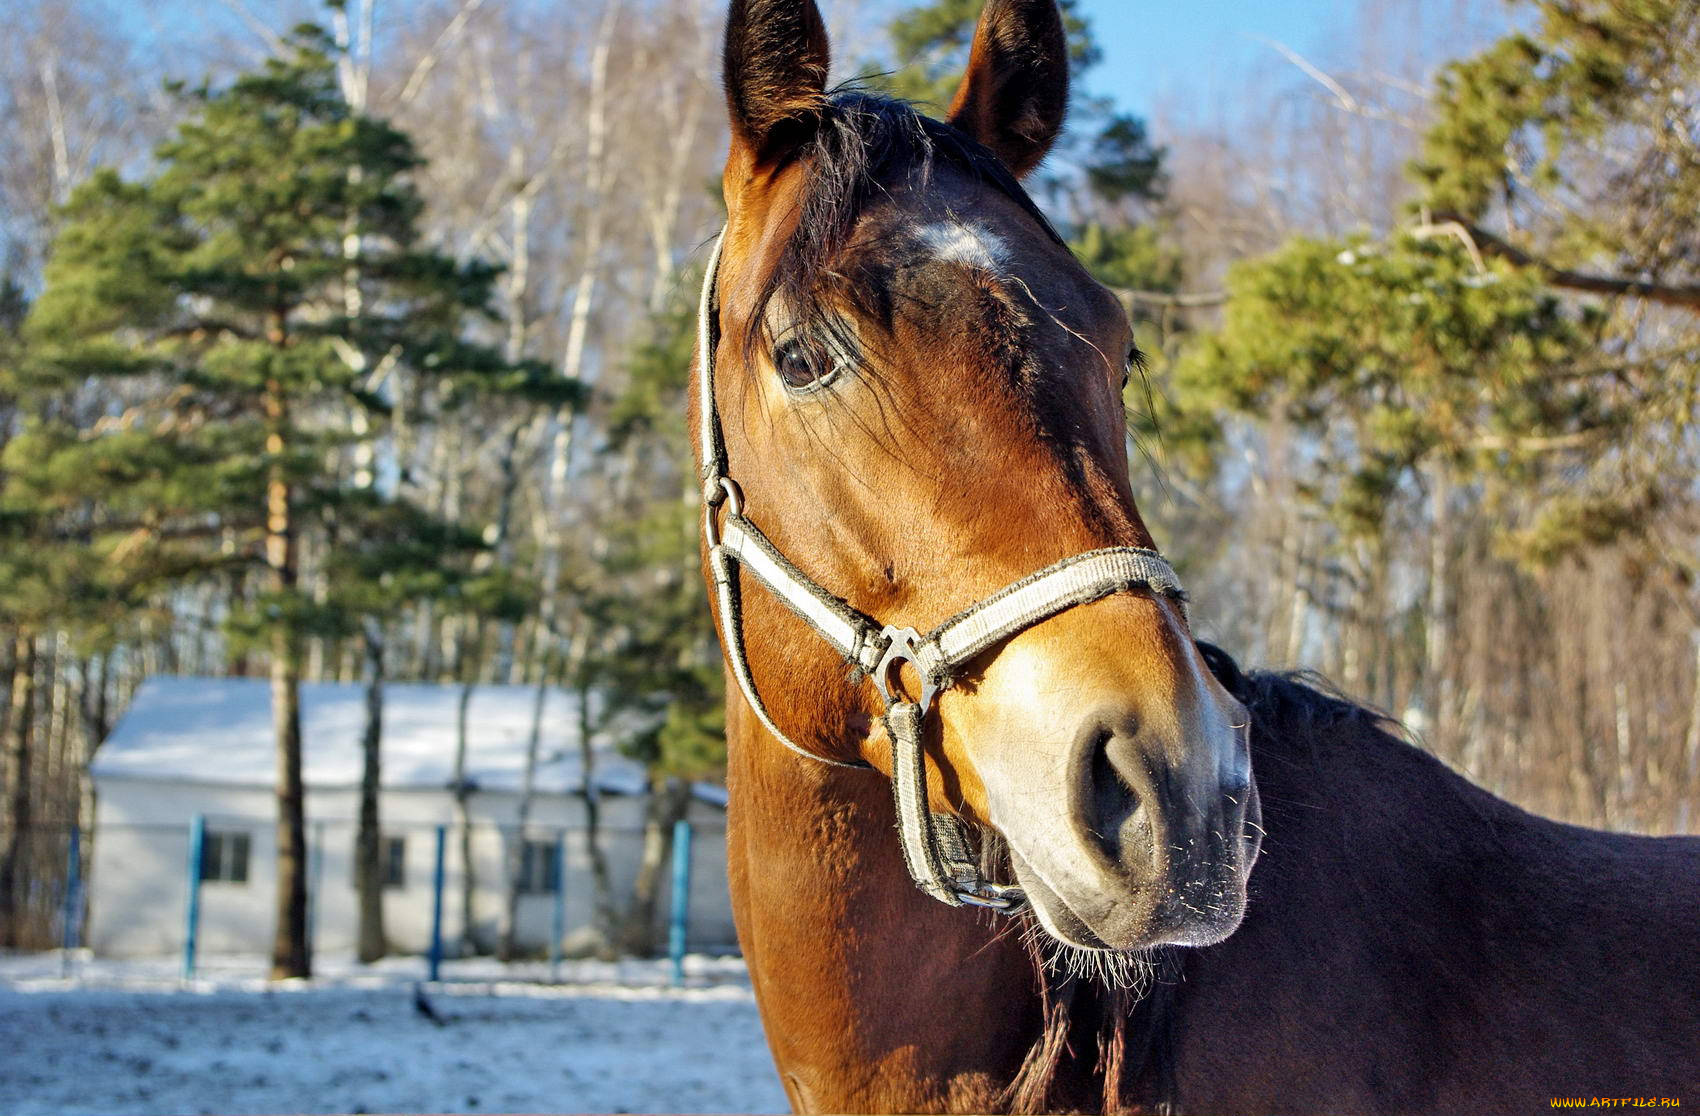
[1409, 219, 1488, 273]
[1250, 35, 1421, 130]
[1114, 287, 1229, 310]
[1252, 35, 1362, 115]
[396, 0, 490, 108]
[214, 0, 287, 57]
[1433, 212, 1700, 314]
[1468, 431, 1605, 453]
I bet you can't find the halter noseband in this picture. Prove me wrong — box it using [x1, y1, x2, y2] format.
[696, 229, 1190, 912]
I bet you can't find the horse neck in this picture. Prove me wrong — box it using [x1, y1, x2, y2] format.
[1154, 678, 1700, 1110]
[1125, 697, 1502, 1108]
[724, 705, 1049, 1114]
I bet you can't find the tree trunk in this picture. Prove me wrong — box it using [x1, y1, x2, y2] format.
[1424, 465, 1455, 748]
[228, 568, 251, 677]
[450, 628, 480, 955]
[354, 620, 386, 963]
[1282, 519, 1311, 666]
[269, 567, 310, 980]
[499, 667, 551, 962]
[46, 634, 70, 795]
[619, 775, 692, 957]
[536, 0, 618, 538]
[76, 652, 108, 941]
[556, 3, 617, 395]
[265, 377, 310, 981]
[1613, 678, 1635, 822]
[411, 598, 435, 681]
[453, 787, 476, 955]
[575, 669, 617, 957]
[1684, 633, 1700, 790]
[0, 630, 37, 949]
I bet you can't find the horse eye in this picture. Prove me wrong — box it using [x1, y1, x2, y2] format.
[775, 337, 830, 391]
[1122, 345, 1139, 387]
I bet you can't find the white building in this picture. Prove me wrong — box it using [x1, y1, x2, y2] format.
[87, 677, 734, 958]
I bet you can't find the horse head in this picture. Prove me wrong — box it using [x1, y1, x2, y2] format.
[700, 0, 1261, 954]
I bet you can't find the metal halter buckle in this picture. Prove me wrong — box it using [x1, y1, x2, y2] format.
[872, 625, 939, 715]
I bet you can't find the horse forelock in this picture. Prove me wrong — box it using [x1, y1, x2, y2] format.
[737, 87, 1064, 376]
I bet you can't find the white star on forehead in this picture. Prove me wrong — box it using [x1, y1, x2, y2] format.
[917, 220, 1010, 274]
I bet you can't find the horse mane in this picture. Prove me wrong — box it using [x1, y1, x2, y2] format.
[1000, 641, 1409, 1114]
[741, 88, 1064, 371]
[1196, 640, 1403, 741]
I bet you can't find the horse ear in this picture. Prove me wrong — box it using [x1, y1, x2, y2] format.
[723, 0, 831, 168]
[946, 0, 1069, 178]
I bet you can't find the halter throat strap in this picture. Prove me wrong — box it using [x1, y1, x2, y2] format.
[695, 228, 1190, 911]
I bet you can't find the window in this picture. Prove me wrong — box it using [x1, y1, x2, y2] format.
[516, 839, 561, 894]
[200, 831, 250, 884]
[382, 836, 406, 890]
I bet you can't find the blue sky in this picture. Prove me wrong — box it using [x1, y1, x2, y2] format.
[101, 0, 1505, 137]
[1076, 0, 1352, 122]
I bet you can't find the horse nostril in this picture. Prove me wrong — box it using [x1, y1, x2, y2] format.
[1083, 721, 1143, 863]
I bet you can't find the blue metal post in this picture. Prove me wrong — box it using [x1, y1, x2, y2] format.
[669, 818, 693, 988]
[427, 824, 447, 983]
[60, 824, 82, 978]
[549, 830, 566, 982]
[183, 814, 206, 981]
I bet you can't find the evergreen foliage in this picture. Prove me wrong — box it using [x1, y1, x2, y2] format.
[1408, 0, 1700, 564]
[1176, 233, 1604, 539]
[14, 26, 555, 976]
[1415, 0, 1700, 245]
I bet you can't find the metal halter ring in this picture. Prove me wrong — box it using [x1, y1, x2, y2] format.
[718, 477, 744, 515]
[872, 625, 940, 715]
[703, 477, 744, 548]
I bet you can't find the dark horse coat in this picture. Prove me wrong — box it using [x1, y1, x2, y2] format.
[1116, 646, 1700, 1113]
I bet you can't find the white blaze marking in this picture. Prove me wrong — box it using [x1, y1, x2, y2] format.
[918, 220, 1010, 273]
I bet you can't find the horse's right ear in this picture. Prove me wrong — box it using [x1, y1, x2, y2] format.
[723, 0, 831, 169]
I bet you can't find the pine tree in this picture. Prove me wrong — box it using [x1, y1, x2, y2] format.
[1411, 0, 1700, 565]
[1175, 232, 1603, 542]
[17, 27, 548, 978]
[1168, 230, 1615, 738]
[0, 277, 46, 946]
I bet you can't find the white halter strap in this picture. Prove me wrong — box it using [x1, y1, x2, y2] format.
[695, 228, 1190, 909]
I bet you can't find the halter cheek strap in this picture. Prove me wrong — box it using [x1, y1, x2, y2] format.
[696, 229, 1190, 911]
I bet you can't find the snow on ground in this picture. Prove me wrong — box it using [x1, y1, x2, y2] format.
[0, 952, 789, 1116]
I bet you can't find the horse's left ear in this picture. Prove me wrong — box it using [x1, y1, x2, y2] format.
[946, 0, 1069, 178]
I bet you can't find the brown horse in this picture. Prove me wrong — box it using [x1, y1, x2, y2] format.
[695, 2, 1700, 1113]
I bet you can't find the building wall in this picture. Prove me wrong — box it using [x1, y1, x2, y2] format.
[87, 778, 736, 958]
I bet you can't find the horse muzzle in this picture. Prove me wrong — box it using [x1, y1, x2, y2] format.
[960, 632, 1263, 952]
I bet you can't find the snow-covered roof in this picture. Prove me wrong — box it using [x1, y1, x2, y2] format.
[93, 676, 702, 799]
